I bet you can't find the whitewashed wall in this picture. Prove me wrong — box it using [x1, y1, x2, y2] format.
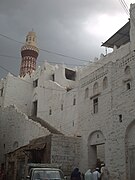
[0, 105, 50, 163]
[3, 73, 33, 115]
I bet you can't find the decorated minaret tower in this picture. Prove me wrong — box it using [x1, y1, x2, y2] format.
[20, 31, 39, 77]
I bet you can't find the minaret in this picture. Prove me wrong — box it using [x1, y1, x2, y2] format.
[20, 31, 39, 77]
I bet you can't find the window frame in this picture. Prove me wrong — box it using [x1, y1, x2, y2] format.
[93, 97, 98, 114]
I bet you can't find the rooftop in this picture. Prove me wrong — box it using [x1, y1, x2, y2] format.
[102, 21, 130, 48]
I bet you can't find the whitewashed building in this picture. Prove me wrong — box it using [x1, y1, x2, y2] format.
[1, 3, 135, 180]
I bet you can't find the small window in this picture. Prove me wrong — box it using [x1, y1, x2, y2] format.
[93, 98, 98, 114]
[93, 82, 98, 95]
[73, 98, 76, 105]
[51, 74, 55, 81]
[119, 114, 122, 122]
[103, 77, 108, 90]
[32, 100, 38, 116]
[1, 88, 4, 96]
[13, 141, 19, 149]
[73, 121, 74, 127]
[124, 66, 130, 75]
[126, 82, 131, 90]
[33, 79, 38, 87]
[49, 108, 52, 115]
[85, 87, 89, 98]
[61, 104, 63, 111]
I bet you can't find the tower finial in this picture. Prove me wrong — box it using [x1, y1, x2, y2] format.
[19, 32, 39, 77]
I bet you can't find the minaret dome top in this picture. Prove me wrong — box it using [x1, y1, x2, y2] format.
[25, 31, 37, 47]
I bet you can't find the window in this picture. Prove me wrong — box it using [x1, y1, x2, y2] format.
[103, 77, 108, 90]
[61, 104, 63, 111]
[124, 66, 130, 75]
[93, 98, 98, 114]
[13, 141, 19, 149]
[73, 98, 76, 105]
[73, 121, 74, 127]
[51, 74, 55, 81]
[0, 88, 4, 96]
[32, 100, 38, 116]
[65, 68, 76, 81]
[123, 66, 131, 91]
[126, 82, 131, 90]
[119, 114, 122, 122]
[33, 79, 38, 87]
[85, 87, 89, 98]
[93, 82, 98, 95]
[49, 108, 52, 115]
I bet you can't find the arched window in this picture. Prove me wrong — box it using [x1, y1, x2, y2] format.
[85, 87, 89, 98]
[124, 66, 130, 75]
[93, 82, 98, 94]
[103, 77, 108, 90]
[126, 82, 131, 90]
[124, 66, 131, 90]
[13, 141, 19, 149]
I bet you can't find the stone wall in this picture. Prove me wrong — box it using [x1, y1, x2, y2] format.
[51, 134, 81, 176]
[0, 105, 50, 163]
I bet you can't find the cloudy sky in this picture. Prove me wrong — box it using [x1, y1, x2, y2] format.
[0, 0, 134, 79]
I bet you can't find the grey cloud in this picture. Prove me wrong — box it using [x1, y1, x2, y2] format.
[0, 0, 128, 78]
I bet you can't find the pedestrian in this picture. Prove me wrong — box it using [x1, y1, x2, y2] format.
[92, 168, 100, 180]
[100, 164, 105, 174]
[85, 169, 93, 180]
[100, 164, 110, 180]
[96, 159, 102, 172]
[71, 168, 81, 180]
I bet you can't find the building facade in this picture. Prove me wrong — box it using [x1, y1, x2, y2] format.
[1, 3, 135, 180]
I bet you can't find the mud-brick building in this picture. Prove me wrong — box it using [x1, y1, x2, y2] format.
[2, 3, 135, 180]
[6, 134, 81, 180]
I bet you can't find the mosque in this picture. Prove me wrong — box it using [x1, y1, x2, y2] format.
[1, 3, 135, 180]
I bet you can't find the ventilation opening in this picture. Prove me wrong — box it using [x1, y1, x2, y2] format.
[32, 100, 38, 116]
[51, 74, 55, 81]
[65, 68, 76, 81]
[127, 82, 131, 90]
[33, 79, 38, 87]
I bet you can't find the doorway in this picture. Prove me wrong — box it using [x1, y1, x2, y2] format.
[125, 120, 135, 180]
[88, 130, 105, 169]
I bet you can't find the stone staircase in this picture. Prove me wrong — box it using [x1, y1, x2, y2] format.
[29, 116, 63, 135]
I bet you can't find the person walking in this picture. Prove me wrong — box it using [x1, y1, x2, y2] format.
[85, 169, 93, 180]
[100, 164, 110, 180]
[71, 168, 81, 180]
[92, 168, 100, 180]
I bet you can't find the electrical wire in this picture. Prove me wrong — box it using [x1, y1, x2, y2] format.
[0, 50, 134, 93]
[0, 54, 86, 67]
[0, 53, 114, 68]
[118, 0, 129, 16]
[0, 33, 90, 63]
[0, 54, 134, 129]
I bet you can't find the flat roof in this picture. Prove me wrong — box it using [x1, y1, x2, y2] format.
[101, 21, 130, 48]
